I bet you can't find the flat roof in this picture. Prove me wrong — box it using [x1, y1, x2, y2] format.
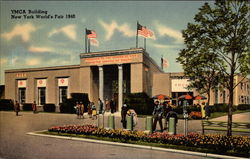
[5, 64, 80, 73]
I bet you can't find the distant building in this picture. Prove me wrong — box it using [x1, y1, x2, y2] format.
[4, 48, 250, 111]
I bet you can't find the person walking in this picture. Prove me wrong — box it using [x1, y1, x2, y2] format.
[91, 102, 97, 120]
[204, 103, 211, 120]
[105, 99, 110, 112]
[32, 101, 37, 114]
[88, 102, 92, 118]
[74, 102, 80, 119]
[14, 101, 20, 116]
[201, 102, 206, 119]
[79, 102, 84, 119]
[121, 100, 130, 129]
[110, 99, 115, 114]
[98, 98, 104, 114]
[152, 101, 164, 132]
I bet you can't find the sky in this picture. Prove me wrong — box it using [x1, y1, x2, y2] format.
[0, 1, 212, 85]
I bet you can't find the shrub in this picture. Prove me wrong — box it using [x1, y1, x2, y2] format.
[22, 103, 32, 111]
[237, 104, 250, 110]
[59, 93, 90, 114]
[126, 92, 154, 115]
[0, 99, 14, 111]
[43, 103, 56, 112]
[60, 98, 75, 114]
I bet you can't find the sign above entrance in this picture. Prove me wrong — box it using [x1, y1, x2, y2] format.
[81, 54, 142, 66]
[171, 79, 190, 92]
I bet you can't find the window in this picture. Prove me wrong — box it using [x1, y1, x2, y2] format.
[37, 79, 47, 105]
[58, 78, 69, 104]
[59, 87, 67, 103]
[18, 88, 26, 104]
[17, 80, 26, 104]
[38, 87, 46, 105]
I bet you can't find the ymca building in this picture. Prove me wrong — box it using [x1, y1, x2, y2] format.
[4, 48, 250, 111]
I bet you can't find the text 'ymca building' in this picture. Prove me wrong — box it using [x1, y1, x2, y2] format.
[5, 48, 250, 111]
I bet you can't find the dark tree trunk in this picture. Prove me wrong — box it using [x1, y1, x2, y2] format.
[227, 71, 234, 136]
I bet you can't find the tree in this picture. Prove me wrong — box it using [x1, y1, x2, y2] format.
[177, 49, 226, 105]
[177, 0, 250, 136]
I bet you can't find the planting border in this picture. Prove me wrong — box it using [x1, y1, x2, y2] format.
[27, 131, 247, 159]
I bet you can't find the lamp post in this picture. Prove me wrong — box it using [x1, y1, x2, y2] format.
[183, 100, 189, 136]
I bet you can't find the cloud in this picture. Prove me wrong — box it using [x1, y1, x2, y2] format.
[1, 23, 37, 42]
[25, 58, 41, 66]
[48, 24, 77, 41]
[99, 20, 134, 40]
[155, 21, 183, 44]
[28, 46, 54, 53]
[153, 43, 181, 49]
[0, 58, 7, 65]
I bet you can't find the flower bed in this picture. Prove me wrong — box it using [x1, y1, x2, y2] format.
[48, 125, 250, 157]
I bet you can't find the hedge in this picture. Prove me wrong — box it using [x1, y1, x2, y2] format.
[43, 104, 56, 112]
[237, 104, 250, 110]
[0, 99, 14, 111]
[22, 103, 32, 111]
[60, 93, 89, 114]
[126, 92, 154, 115]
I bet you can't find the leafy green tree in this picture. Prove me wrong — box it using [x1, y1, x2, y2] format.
[177, 0, 250, 136]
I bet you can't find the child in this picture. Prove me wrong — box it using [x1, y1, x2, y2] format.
[91, 102, 97, 120]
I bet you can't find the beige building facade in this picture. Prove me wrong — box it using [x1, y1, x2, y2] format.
[4, 48, 250, 111]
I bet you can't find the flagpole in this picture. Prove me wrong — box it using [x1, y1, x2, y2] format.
[88, 38, 90, 53]
[85, 28, 87, 53]
[144, 38, 146, 51]
[136, 21, 138, 48]
[161, 55, 163, 70]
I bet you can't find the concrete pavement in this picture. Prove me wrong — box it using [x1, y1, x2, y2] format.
[0, 111, 207, 159]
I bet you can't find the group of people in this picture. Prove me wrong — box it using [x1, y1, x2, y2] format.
[121, 100, 138, 129]
[74, 102, 85, 119]
[14, 100, 38, 116]
[152, 101, 178, 132]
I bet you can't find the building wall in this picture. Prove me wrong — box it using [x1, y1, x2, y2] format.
[130, 63, 143, 93]
[152, 73, 171, 96]
[5, 65, 80, 105]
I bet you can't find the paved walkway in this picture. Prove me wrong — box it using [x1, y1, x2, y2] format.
[211, 112, 250, 122]
[0, 111, 209, 159]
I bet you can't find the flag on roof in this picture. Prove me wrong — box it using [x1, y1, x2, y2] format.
[86, 29, 97, 39]
[137, 23, 154, 38]
[161, 57, 169, 69]
[90, 38, 99, 46]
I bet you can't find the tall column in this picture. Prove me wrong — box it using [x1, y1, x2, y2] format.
[99, 66, 104, 102]
[118, 64, 123, 112]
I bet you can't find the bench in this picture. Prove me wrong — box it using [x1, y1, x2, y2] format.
[202, 120, 250, 134]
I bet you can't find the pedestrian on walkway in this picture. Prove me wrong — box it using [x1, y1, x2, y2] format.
[152, 101, 164, 132]
[98, 98, 104, 114]
[32, 101, 37, 114]
[121, 100, 130, 129]
[110, 98, 115, 114]
[204, 103, 211, 120]
[88, 102, 92, 118]
[74, 102, 80, 119]
[201, 102, 206, 119]
[14, 101, 20, 116]
[105, 99, 110, 112]
[79, 102, 84, 119]
[91, 102, 97, 120]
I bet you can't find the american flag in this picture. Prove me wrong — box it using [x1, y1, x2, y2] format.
[90, 38, 99, 46]
[137, 23, 154, 38]
[86, 29, 97, 39]
[161, 57, 169, 69]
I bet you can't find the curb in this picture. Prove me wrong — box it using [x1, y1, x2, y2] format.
[27, 131, 246, 159]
